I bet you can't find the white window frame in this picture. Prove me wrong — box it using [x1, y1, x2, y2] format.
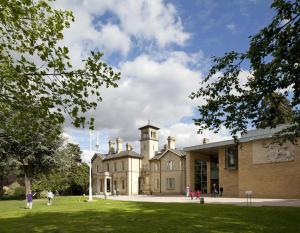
[167, 160, 174, 170]
[166, 178, 175, 190]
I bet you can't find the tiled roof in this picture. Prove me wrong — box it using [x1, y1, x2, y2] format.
[150, 148, 186, 160]
[92, 150, 142, 161]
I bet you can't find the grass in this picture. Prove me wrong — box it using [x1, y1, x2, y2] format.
[0, 196, 299, 233]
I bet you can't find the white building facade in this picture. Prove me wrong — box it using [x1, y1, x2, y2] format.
[92, 123, 186, 195]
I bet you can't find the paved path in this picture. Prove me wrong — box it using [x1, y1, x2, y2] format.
[94, 195, 300, 207]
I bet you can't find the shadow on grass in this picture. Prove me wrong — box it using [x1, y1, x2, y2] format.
[0, 201, 299, 233]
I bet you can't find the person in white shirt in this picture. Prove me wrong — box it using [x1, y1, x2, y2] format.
[47, 191, 54, 205]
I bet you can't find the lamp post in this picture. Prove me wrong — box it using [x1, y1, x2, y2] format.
[88, 131, 93, 201]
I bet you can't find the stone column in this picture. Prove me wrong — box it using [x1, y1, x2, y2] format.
[185, 152, 192, 189]
[207, 160, 211, 194]
[104, 177, 107, 195]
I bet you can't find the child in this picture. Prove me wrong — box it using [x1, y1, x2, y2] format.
[190, 190, 194, 200]
[26, 190, 34, 209]
[196, 190, 200, 199]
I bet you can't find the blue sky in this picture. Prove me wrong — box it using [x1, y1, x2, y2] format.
[54, 0, 275, 158]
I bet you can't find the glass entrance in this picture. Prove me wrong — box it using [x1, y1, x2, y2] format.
[194, 160, 207, 193]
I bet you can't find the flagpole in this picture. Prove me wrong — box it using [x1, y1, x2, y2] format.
[89, 131, 93, 201]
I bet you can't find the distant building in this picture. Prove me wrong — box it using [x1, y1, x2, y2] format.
[92, 123, 186, 195]
[92, 124, 300, 198]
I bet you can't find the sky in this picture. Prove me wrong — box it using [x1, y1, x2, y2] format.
[53, 0, 275, 160]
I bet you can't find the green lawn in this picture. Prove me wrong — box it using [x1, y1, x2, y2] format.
[0, 196, 299, 233]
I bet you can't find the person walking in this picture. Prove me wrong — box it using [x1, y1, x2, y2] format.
[26, 190, 34, 209]
[219, 187, 223, 197]
[190, 190, 194, 200]
[47, 190, 54, 205]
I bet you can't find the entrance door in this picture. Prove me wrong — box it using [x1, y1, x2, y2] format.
[194, 160, 207, 193]
[106, 178, 111, 193]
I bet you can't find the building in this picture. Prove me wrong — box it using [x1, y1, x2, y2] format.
[92, 124, 300, 198]
[184, 125, 300, 199]
[92, 123, 186, 195]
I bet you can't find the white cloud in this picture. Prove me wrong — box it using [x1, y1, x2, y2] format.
[98, 24, 131, 56]
[159, 123, 231, 149]
[54, 0, 190, 59]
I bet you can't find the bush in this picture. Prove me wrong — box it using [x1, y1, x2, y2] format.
[14, 186, 25, 198]
[38, 190, 48, 199]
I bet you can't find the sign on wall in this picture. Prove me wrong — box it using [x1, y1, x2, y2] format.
[252, 139, 295, 164]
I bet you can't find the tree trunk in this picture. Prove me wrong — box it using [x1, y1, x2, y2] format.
[0, 173, 4, 197]
[24, 173, 31, 195]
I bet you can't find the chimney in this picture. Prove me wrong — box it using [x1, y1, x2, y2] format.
[116, 137, 123, 153]
[164, 144, 167, 151]
[167, 136, 176, 150]
[126, 143, 132, 151]
[203, 138, 210, 144]
[108, 140, 115, 154]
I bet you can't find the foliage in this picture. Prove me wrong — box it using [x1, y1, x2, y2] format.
[68, 163, 89, 195]
[190, 0, 300, 142]
[32, 143, 89, 195]
[0, 102, 64, 194]
[0, 0, 120, 129]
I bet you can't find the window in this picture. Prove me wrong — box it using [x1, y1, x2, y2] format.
[166, 178, 175, 190]
[225, 147, 238, 169]
[166, 161, 174, 170]
[122, 180, 125, 189]
[122, 161, 125, 171]
[143, 131, 149, 139]
[106, 163, 109, 172]
[114, 162, 117, 172]
[96, 165, 99, 173]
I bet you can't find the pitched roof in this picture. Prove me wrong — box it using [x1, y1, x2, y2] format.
[91, 153, 106, 162]
[150, 148, 186, 160]
[138, 124, 160, 130]
[104, 150, 142, 160]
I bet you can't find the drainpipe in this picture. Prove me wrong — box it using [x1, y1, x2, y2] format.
[159, 160, 162, 193]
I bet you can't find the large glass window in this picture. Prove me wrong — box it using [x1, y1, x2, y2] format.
[194, 160, 207, 192]
[225, 147, 238, 169]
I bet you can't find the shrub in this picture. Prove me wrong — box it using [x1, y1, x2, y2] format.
[14, 186, 25, 198]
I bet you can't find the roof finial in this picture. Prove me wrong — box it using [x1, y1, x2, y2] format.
[148, 119, 150, 125]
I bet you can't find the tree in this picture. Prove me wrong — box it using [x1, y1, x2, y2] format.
[0, 0, 120, 129]
[0, 102, 63, 195]
[256, 93, 294, 129]
[190, 0, 300, 142]
[32, 143, 89, 195]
